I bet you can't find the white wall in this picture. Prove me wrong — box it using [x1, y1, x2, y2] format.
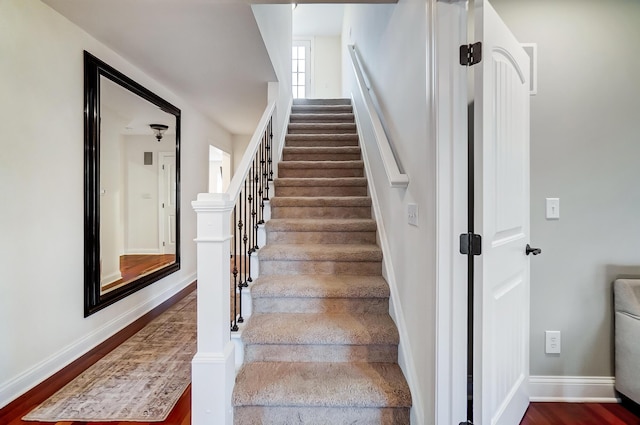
[490, 0, 640, 378]
[252, 4, 293, 169]
[0, 0, 232, 407]
[342, 1, 434, 423]
[232, 134, 252, 174]
[124, 135, 175, 254]
[300, 36, 342, 99]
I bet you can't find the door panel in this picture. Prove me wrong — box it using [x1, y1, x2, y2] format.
[160, 154, 176, 254]
[474, 1, 531, 424]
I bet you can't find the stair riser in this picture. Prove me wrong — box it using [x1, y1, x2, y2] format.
[285, 139, 360, 148]
[290, 115, 355, 123]
[278, 168, 364, 178]
[267, 231, 376, 245]
[234, 406, 410, 425]
[283, 153, 362, 161]
[275, 186, 368, 197]
[244, 343, 397, 363]
[271, 206, 371, 219]
[260, 260, 382, 276]
[253, 297, 388, 314]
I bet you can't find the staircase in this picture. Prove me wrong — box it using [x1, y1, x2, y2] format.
[232, 99, 412, 424]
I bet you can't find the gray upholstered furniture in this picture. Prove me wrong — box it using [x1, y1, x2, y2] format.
[614, 279, 640, 404]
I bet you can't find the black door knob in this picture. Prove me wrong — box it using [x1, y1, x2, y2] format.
[526, 244, 541, 256]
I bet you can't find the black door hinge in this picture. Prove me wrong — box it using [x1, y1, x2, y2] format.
[460, 233, 482, 256]
[460, 42, 482, 66]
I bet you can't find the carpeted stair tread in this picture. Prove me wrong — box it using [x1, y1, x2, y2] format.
[290, 113, 355, 123]
[288, 123, 357, 134]
[251, 275, 389, 299]
[270, 196, 371, 208]
[293, 98, 351, 105]
[292, 104, 354, 114]
[278, 160, 364, 170]
[242, 313, 399, 345]
[258, 244, 382, 262]
[275, 177, 367, 187]
[283, 146, 361, 155]
[285, 133, 359, 142]
[233, 362, 411, 408]
[265, 218, 376, 233]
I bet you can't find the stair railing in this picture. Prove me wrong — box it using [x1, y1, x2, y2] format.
[230, 109, 273, 332]
[347, 44, 409, 188]
[191, 100, 275, 425]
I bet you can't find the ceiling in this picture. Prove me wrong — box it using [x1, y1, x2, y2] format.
[41, 0, 394, 135]
[293, 4, 345, 36]
[42, 0, 277, 135]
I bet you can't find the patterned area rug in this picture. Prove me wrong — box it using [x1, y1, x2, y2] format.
[23, 291, 196, 422]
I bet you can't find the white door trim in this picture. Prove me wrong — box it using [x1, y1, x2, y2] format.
[158, 152, 176, 255]
[434, 1, 469, 424]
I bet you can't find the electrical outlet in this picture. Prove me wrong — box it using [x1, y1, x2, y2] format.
[545, 330, 561, 354]
[407, 203, 418, 227]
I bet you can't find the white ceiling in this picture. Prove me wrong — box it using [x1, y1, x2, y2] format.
[293, 4, 345, 36]
[42, 0, 277, 135]
[40, 0, 390, 135]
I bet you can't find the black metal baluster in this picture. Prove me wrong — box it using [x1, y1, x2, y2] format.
[247, 167, 253, 285]
[242, 177, 248, 291]
[268, 118, 274, 183]
[253, 156, 259, 250]
[231, 206, 239, 331]
[237, 193, 244, 325]
[259, 131, 266, 224]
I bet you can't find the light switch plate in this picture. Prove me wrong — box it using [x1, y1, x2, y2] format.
[546, 198, 560, 220]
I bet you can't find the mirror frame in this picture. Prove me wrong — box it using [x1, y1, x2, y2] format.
[84, 51, 181, 316]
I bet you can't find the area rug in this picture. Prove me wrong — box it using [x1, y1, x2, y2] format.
[23, 291, 196, 422]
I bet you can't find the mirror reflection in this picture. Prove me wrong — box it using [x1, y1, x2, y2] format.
[84, 51, 180, 316]
[99, 77, 177, 294]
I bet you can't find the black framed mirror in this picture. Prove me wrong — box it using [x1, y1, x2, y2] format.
[84, 51, 181, 316]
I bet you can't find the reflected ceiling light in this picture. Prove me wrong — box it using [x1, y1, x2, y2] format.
[150, 124, 168, 142]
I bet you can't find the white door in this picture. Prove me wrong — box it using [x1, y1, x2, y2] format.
[159, 153, 176, 255]
[474, 1, 531, 424]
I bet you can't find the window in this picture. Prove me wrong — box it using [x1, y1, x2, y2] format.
[292, 40, 311, 99]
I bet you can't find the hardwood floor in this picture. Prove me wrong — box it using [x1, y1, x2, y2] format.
[521, 402, 640, 424]
[2, 276, 639, 424]
[0, 283, 194, 425]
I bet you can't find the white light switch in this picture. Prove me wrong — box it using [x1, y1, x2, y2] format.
[546, 198, 560, 219]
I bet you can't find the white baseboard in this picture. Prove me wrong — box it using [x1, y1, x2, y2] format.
[0, 274, 195, 409]
[529, 375, 619, 403]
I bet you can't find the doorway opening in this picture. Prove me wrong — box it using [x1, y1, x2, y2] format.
[209, 145, 231, 193]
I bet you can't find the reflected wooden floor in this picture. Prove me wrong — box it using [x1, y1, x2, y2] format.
[102, 254, 175, 292]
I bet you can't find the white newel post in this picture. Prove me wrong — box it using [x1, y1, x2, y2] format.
[191, 192, 235, 425]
